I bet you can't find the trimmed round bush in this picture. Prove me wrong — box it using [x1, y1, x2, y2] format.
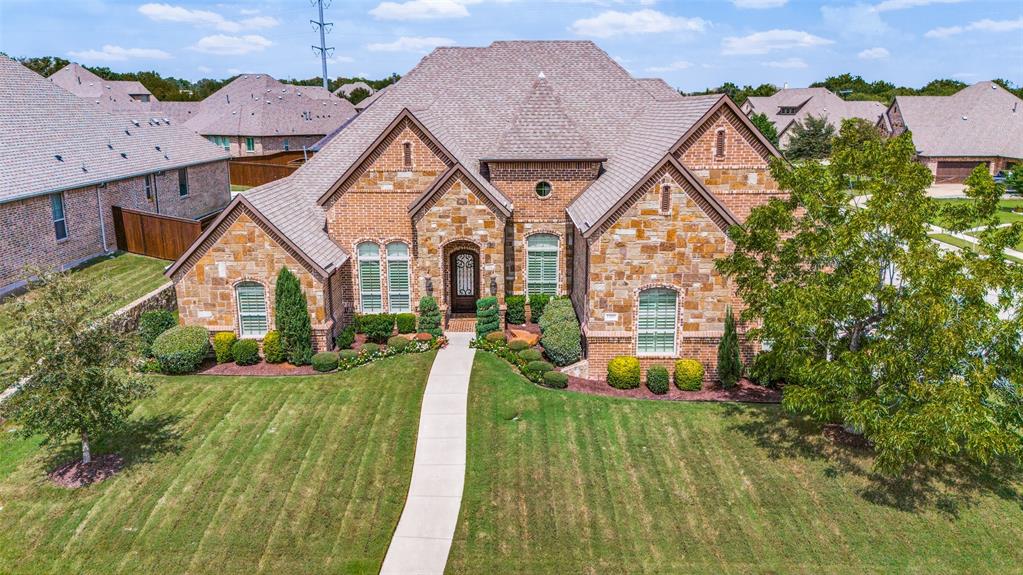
[213, 332, 237, 363]
[339, 349, 359, 361]
[518, 348, 543, 362]
[138, 310, 177, 355]
[646, 365, 670, 395]
[528, 294, 551, 323]
[607, 356, 641, 389]
[152, 325, 210, 374]
[360, 343, 380, 355]
[360, 314, 395, 344]
[396, 313, 417, 334]
[508, 339, 531, 352]
[541, 371, 569, 389]
[232, 339, 260, 366]
[485, 331, 507, 344]
[263, 330, 285, 363]
[388, 335, 410, 351]
[538, 299, 576, 332]
[674, 359, 704, 391]
[524, 360, 554, 379]
[312, 351, 339, 372]
[540, 321, 581, 367]
[335, 325, 356, 350]
[505, 295, 526, 325]
[475, 296, 500, 338]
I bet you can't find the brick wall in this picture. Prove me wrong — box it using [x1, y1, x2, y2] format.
[151, 161, 231, 220]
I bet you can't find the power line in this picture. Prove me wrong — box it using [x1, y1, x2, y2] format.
[310, 0, 333, 90]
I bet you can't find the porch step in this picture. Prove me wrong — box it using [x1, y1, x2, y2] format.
[446, 316, 477, 333]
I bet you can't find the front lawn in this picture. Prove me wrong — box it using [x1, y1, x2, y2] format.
[0, 352, 436, 575]
[930, 198, 1023, 228]
[447, 352, 1023, 574]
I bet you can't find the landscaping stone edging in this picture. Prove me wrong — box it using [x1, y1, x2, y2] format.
[109, 282, 177, 334]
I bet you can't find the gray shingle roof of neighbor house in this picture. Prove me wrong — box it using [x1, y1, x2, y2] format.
[354, 84, 390, 112]
[334, 81, 374, 97]
[745, 87, 886, 140]
[182, 41, 759, 274]
[0, 55, 230, 205]
[49, 62, 158, 114]
[890, 81, 1023, 159]
[180, 73, 357, 137]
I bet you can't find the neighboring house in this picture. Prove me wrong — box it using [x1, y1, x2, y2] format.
[881, 81, 1023, 183]
[742, 87, 886, 147]
[166, 41, 784, 378]
[0, 56, 231, 295]
[181, 74, 357, 157]
[49, 62, 158, 113]
[354, 84, 390, 113]
[334, 81, 374, 98]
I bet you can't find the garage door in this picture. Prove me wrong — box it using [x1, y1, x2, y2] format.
[935, 160, 989, 183]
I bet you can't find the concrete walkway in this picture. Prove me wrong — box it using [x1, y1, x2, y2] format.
[380, 331, 474, 575]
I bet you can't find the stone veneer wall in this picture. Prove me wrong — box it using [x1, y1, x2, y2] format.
[173, 208, 331, 349]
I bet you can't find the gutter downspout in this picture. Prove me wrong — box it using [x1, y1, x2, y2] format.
[96, 187, 109, 254]
[153, 173, 161, 214]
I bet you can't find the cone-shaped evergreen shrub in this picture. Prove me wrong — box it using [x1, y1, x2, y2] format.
[476, 296, 500, 338]
[418, 296, 443, 337]
[275, 267, 313, 365]
[717, 305, 742, 389]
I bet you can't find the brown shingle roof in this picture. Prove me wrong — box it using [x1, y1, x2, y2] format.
[0, 55, 229, 205]
[49, 62, 159, 114]
[745, 87, 885, 143]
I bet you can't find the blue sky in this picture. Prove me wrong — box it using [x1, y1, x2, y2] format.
[1, 0, 1020, 90]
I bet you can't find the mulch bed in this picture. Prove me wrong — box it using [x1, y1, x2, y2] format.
[48, 454, 124, 488]
[823, 424, 873, 449]
[564, 375, 782, 403]
[198, 360, 318, 376]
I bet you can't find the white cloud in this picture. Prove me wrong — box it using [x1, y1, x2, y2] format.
[569, 9, 707, 38]
[68, 45, 171, 61]
[190, 34, 273, 55]
[645, 60, 693, 72]
[821, 3, 891, 37]
[138, 3, 279, 33]
[873, 0, 965, 12]
[722, 29, 833, 55]
[732, 0, 787, 8]
[763, 57, 807, 69]
[925, 17, 1023, 38]
[226, 68, 242, 75]
[367, 36, 456, 53]
[197, 65, 212, 73]
[370, 0, 474, 21]
[327, 55, 355, 64]
[858, 47, 890, 59]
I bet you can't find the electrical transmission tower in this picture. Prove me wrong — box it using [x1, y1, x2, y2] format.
[310, 0, 333, 90]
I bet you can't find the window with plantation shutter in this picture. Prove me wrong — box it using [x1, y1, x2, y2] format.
[637, 288, 677, 355]
[386, 242, 411, 313]
[236, 282, 268, 337]
[358, 242, 382, 313]
[526, 234, 558, 296]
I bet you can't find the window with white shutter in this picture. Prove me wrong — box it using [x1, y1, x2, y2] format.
[386, 242, 411, 313]
[526, 234, 558, 296]
[358, 242, 382, 313]
[637, 288, 677, 355]
[236, 282, 268, 337]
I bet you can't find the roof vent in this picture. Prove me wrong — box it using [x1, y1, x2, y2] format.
[155, 145, 161, 151]
[962, 115, 968, 120]
[538, 71, 545, 79]
[81, 163, 88, 172]
[54, 154, 63, 162]
[131, 119, 140, 127]
[125, 129, 132, 136]
[120, 152, 128, 159]
[107, 143, 113, 150]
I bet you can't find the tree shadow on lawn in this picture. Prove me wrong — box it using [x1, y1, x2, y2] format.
[720, 402, 1023, 517]
[41, 413, 185, 478]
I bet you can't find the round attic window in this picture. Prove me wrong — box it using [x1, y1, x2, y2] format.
[535, 181, 552, 198]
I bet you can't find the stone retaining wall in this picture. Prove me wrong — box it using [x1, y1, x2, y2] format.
[109, 282, 177, 333]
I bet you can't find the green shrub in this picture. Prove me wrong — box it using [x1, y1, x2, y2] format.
[360, 314, 395, 344]
[528, 294, 551, 323]
[361, 343, 380, 355]
[505, 295, 526, 325]
[485, 331, 507, 344]
[138, 310, 177, 355]
[336, 325, 356, 350]
[339, 349, 359, 361]
[508, 339, 530, 352]
[418, 296, 443, 337]
[213, 332, 237, 363]
[717, 306, 742, 389]
[674, 359, 704, 391]
[524, 360, 554, 383]
[538, 298, 576, 332]
[312, 351, 339, 372]
[519, 348, 543, 362]
[542, 371, 569, 389]
[263, 330, 285, 363]
[275, 268, 313, 365]
[395, 313, 417, 334]
[607, 356, 641, 389]
[748, 350, 787, 388]
[152, 325, 210, 374]
[387, 335, 410, 351]
[646, 365, 670, 395]
[540, 321, 581, 367]
[232, 339, 260, 366]
[475, 296, 500, 338]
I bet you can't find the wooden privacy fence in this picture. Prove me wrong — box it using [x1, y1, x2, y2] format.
[229, 151, 309, 188]
[112, 206, 202, 261]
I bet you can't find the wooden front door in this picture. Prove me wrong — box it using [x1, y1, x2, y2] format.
[449, 250, 479, 313]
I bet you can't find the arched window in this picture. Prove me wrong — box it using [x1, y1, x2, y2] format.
[236, 281, 268, 337]
[637, 288, 677, 355]
[386, 242, 411, 313]
[402, 142, 413, 169]
[714, 128, 726, 158]
[357, 242, 382, 313]
[526, 234, 558, 296]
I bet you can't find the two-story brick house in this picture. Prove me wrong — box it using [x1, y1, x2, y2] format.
[167, 41, 784, 378]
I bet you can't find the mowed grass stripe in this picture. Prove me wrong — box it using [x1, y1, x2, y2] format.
[0, 352, 435, 575]
[447, 352, 1023, 575]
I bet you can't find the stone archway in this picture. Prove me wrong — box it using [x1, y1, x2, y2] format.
[441, 239, 480, 314]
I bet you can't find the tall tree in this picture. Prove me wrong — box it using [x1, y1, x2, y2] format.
[717, 123, 1023, 474]
[274, 268, 313, 365]
[749, 112, 779, 147]
[784, 114, 835, 161]
[0, 270, 152, 465]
